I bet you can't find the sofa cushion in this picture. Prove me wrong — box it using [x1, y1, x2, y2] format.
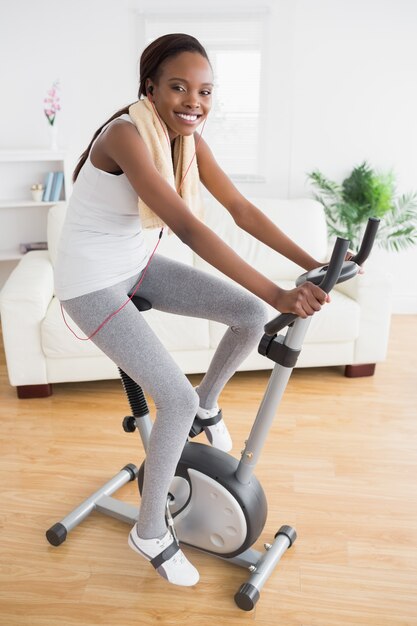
[47, 204, 66, 266]
[42, 296, 210, 358]
[196, 197, 328, 281]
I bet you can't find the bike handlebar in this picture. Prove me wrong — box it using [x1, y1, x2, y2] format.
[263, 237, 349, 336]
[315, 237, 350, 293]
[349, 217, 380, 266]
[263, 217, 380, 336]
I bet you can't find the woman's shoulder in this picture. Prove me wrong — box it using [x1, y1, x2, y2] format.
[102, 114, 136, 136]
[101, 115, 138, 144]
[113, 112, 135, 126]
[91, 116, 138, 171]
[96, 114, 157, 176]
[97, 115, 139, 149]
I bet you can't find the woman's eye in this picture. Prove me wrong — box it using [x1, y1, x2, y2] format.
[201, 90, 212, 96]
[173, 85, 185, 92]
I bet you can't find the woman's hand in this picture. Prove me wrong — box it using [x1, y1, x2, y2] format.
[346, 249, 365, 274]
[310, 249, 365, 278]
[275, 282, 329, 318]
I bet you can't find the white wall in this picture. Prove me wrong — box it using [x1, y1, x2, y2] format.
[287, 0, 417, 313]
[0, 0, 138, 166]
[1, 0, 416, 311]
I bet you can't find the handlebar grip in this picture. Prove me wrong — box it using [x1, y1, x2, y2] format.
[264, 312, 297, 336]
[318, 237, 350, 293]
[350, 217, 380, 266]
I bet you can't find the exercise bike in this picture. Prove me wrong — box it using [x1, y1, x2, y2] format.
[46, 218, 379, 611]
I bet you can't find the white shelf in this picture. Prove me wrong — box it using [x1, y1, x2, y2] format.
[0, 149, 66, 162]
[0, 151, 69, 289]
[0, 200, 66, 209]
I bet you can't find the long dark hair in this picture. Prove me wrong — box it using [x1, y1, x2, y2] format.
[72, 33, 210, 183]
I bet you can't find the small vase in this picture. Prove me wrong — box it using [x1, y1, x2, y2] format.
[31, 189, 44, 202]
[49, 123, 58, 151]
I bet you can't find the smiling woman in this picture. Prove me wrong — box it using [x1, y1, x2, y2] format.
[53, 32, 329, 589]
[143, 14, 265, 177]
[144, 51, 213, 140]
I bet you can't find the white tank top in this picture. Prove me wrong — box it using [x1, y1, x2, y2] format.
[54, 114, 150, 300]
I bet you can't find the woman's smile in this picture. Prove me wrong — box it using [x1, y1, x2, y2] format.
[174, 111, 202, 123]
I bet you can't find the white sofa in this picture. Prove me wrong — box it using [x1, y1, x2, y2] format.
[0, 197, 392, 398]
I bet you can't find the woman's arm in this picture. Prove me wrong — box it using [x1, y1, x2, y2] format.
[102, 122, 326, 318]
[196, 135, 320, 271]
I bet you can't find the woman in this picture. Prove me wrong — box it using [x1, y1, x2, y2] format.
[54, 33, 327, 587]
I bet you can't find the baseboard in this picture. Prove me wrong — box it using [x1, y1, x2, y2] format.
[391, 296, 417, 314]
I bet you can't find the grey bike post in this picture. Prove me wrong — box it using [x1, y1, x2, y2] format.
[235, 316, 313, 485]
[135, 414, 153, 452]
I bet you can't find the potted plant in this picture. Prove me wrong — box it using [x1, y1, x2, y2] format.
[30, 183, 44, 202]
[307, 161, 417, 252]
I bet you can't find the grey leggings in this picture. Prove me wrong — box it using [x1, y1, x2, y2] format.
[61, 255, 269, 539]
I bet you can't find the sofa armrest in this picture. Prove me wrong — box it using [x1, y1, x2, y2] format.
[0, 251, 54, 386]
[335, 267, 393, 363]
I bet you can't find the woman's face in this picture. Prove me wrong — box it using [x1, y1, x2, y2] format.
[147, 51, 213, 142]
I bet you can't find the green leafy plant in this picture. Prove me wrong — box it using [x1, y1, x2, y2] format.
[307, 161, 417, 252]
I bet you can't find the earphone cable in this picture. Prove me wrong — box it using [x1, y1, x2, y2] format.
[61, 98, 206, 340]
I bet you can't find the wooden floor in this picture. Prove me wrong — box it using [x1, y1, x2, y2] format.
[1, 316, 417, 626]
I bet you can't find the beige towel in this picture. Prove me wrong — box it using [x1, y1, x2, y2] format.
[128, 98, 204, 230]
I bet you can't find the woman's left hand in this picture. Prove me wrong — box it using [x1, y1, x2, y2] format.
[346, 249, 365, 274]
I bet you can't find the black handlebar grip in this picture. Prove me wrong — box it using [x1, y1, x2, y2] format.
[318, 237, 350, 293]
[350, 217, 380, 266]
[264, 312, 297, 336]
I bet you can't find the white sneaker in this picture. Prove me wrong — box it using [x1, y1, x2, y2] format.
[128, 525, 199, 587]
[196, 405, 233, 452]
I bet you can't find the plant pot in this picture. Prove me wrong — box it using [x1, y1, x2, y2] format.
[31, 189, 44, 202]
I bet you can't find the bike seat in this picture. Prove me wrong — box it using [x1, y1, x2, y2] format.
[131, 296, 152, 311]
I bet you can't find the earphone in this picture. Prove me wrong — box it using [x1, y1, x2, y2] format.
[61, 91, 207, 341]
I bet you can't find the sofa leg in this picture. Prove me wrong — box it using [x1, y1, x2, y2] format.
[17, 384, 53, 399]
[344, 363, 376, 378]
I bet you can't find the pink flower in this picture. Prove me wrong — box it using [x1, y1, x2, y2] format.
[44, 80, 61, 126]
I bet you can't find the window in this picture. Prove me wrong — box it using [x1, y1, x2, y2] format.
[140, 11, 267, 181]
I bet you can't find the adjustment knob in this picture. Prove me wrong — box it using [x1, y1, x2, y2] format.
[122, 416, 137, 432]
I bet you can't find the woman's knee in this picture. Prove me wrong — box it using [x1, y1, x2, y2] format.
[251, 297, 270, 326]
[162, 379, 200, 417]
[232, 295, 270, 334]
